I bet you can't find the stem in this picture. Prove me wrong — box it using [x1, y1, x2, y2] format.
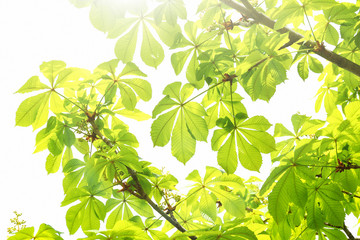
[342, 190, 360, 199]
[302, 6, 317, 42]
[324, 222, 355, 240]
[230, 82, 236, 126]
[183, 81, 224, 105]
[174, 187, 202, 208]
[219, 6, 233, 51]
[94, 81, 117, 113]
[55, 90, 85, 112]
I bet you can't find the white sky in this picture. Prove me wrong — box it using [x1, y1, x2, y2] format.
[1, 0, 355, 239]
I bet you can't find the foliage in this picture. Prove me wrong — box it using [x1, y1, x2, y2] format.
[13, 0, 360, 239]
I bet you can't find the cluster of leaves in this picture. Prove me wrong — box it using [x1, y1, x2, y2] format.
[11, 0, 360, 239]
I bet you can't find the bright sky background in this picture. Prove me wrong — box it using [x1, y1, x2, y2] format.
[1, 0, 355, 239]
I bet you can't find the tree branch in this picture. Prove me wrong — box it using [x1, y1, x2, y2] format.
[220, 0, 360, 78]
[324, 222, 355, 240]
[89, 119, 197, 240]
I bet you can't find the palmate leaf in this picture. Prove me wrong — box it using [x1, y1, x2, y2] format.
[96, 60, 151, 110]
[186, 167, 245, 219]
[106, 191, 154, 229]
[151, 82, 208, 163]
[212, 115, 275, 173]
[170, 21, 220, 88]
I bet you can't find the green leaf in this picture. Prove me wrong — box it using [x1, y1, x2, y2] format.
[171, 49, 193, 75]
[208, 186, 245, 218]
[82, 197, 105, 231]
[222, 227, 257, 240]
[15, 76, 50, 93]
[141, 23, 164, 68]
[211, 129, 229, 151]
[62, 187, 90, 206]
[186, 51, 202, 89]
[171, 110, 196, 163]
[306, 193, 324, 230]
[40, 60, 66, 86]
[152, 22, 182, 47]
[163, 81, 181, 101]
[115, 109, 151, 121]
[183, 102, 208, 142]
[50, 93, 66, 113]
[298, 56, 309, 80]
[325, 23, 339, 46]
[199, 190, 217, 221]
[151, 108, 179, 146]
[260, 164, 291, 195]
[287, 169, 308, 208]
[322, 228, 347, 240]
[273, 0, 303, 30]
[74, 138, 89, 154]
[35, 223, 62, 239]
[89, 0, 119, 32]
[66, 201, 86, 235]
[236, 132, 262, 171]
[240, 115, 272, 131]
[152, 96, 179, 118]
[119, 62, 147, 77]
[7, 227, 34, 240]
[16, 93, 49, 127]
[115, 22, 139, 63]
[127, 197, 154, 218]
[118, 83, 137, 110]
[64, 128, 76, 147]
[32, 92, 51, 130]
[46, 153, 62, 174]
[217, 132, 237, 174]
[268, 168, 292, 223]
[274, 123, 294, 137]
[239, 129, 275, 153]
[120, 78, 152, 101]
[308, 55, 323, 73]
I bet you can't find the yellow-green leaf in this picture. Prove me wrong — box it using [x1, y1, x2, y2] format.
[15, 76, 50, 94]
